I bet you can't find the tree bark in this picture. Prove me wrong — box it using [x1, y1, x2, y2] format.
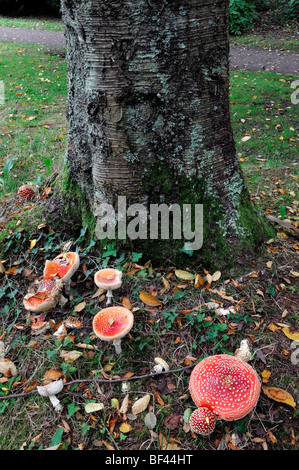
[60, 0, 271, 268]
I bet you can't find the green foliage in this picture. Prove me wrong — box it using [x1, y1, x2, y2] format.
[269, 0, 299, 23]
[229, 0, 257, 35]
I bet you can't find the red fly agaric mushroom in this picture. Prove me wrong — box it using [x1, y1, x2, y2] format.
[94, 268, 123, 305]
[92, 306, 133, 354]
[189, 407, 216, 436]
[43, 252, 80, 293]
[188, 354, 261, 434]
[17, 182, 38, 200]
[23, 277, 63, 312]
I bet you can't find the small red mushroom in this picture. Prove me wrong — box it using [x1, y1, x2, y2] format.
[92, 306, 133, 354]
[94, 268, 122, 305]
[188, 354, 261, 435]
[189, 407, 216, 436]
[17, 183, 38, 200]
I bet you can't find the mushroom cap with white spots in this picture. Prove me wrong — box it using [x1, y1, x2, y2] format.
[189, 407, 216, 435]
[92, 306, 134, 341]
[189, 354, 261, 421]
[44, 252, 80, 281]
[94, 268, 123, 290]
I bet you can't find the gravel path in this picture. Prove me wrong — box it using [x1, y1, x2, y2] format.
[0, 25, 298, 75]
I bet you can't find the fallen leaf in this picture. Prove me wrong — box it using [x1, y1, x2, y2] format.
[85, 402, 104, 413]
[174, 269, 195, 280]
[122, 297, 132, 309]
[211, 271, 221, 282]
[262, 386, 296, 408]
[144, 411, 157, 430]
[281, 327, 299, 342]
[131, 394, 151, 415]
[0, 359, 17, 377]
[119, 422, 133, 434]
[139, 291, 163, 307]
[74, 301, 86, 312]
[60, 350, 82, 363]
[102, 440, 115, 450]
[260, 369, 271, 383]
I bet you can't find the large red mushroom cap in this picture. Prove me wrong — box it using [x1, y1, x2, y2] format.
[92, 306, 133, 342]
[189, 354, 261, 421]
[189, 407, 216, 436]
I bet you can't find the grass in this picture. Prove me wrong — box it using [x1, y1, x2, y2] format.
[0, 42, 298, 451]
[0, 15, 64, 31]
[230, 33, 299, 53]
[0, 43, 67, 196]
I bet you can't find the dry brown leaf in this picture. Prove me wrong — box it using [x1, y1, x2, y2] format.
[74, 301, 86, 312]
[131, 393, 151, 415]
[260, 369, 271, 383]
[102, 440, 115, 450]
[162, 276, 170, 292]
[122, 297, 132, 309]
[281, 327, 299, 342]
[119, 394, 130, 416]
[60, 350, 83, 363]
[139, 291, 163, 307]
[262, 386, 296, 408]
[0, 359, 17, 377]
[119, 422, 133, 433]
[42, 369, 64, 383]
[212, 271, 221, 282]
[194, 273, 205, 287]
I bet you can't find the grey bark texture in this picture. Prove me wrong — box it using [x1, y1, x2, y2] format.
[60, 0, 269, 267]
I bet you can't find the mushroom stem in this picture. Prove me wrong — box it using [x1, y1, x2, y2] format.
[37, 379, 64, 412]
[106, 289, 113, 305]
[153, 364, 163, 373]
[113, 338, 122, 354]
[49, 395, 63, 412]
[64, 279, 71, 294]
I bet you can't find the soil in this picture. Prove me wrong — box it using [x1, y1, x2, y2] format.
[0, 24, 298, 74]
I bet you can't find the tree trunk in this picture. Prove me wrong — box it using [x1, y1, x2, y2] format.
[60, 0, 271, 269]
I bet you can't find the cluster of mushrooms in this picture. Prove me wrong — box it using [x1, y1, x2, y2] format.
[22, 253, 262, 437]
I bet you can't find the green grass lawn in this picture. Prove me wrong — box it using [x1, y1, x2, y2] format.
[230, 33, 299, 53]
[0, 15, 64, 31]
[0, 43, 67, 196]
[0, 42, 298, 451]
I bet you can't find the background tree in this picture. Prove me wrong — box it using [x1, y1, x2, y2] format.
[58, 0, 272, 270]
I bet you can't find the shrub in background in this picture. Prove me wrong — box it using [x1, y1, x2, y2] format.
[269, 0, 299, 23]
[229, 0, 257, 35]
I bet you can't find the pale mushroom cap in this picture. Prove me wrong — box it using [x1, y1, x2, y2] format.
[189, 407, 216, 435]
[189, 354, 261, 421]
[154, 357, 169, 370]
[94, 268, 122, 290]
[92, 306, 133, 341]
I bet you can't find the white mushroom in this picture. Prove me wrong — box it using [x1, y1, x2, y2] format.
[37, 379, 64, 411]
[153, 357, 169, 374]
